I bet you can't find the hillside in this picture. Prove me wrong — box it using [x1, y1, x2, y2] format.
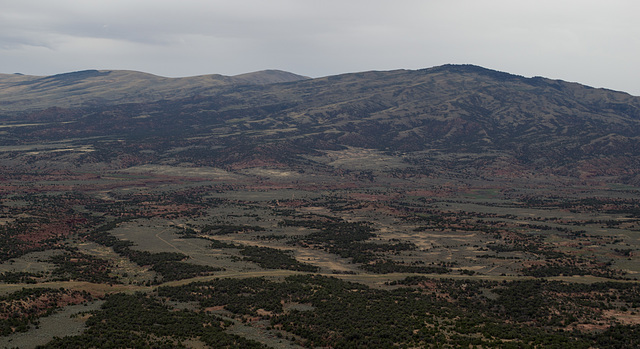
[3, 64, 640, 182]
[0, 69, 309, 112]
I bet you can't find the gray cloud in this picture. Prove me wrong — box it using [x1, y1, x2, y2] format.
[1, 0, 640, 95]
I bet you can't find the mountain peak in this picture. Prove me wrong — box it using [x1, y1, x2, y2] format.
[231, 70, 310, 84]
[424, 64, 528, 82]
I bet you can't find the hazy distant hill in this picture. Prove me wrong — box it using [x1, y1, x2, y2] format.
[2, 64, 640, 182]
[0, 69, 309, 112]
[232, 70, 312, 85]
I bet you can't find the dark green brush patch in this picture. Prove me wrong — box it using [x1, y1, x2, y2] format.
[238, 245, 318, 272]
[39, 292, 267, 349]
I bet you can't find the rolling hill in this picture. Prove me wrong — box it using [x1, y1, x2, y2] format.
[0, 69, 309, 112]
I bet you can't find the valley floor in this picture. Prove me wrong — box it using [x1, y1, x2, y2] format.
[2, 149, 640, 347]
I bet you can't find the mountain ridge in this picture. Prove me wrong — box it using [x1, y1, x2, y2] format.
[2, 64, 640, 183]
[0, 64, 635, 113]
[0, 68, 309, 113]
[1, 65, 637, 114]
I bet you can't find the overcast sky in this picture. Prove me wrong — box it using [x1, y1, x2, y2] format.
[2, 0, 640, 95]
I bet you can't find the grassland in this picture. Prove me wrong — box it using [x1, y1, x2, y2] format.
[1, 144, 640, 347]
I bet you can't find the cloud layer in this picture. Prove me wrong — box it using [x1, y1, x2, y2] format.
[2, 0, 639, 95]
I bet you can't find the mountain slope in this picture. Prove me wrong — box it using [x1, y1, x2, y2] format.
[2, 64, 640, 182]
[0, 69, 309, 113]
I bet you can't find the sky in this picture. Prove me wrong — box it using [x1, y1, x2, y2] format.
[2, 0, 640, 95]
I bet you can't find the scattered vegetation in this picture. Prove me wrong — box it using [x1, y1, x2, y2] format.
[3, 65, 640, 347]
